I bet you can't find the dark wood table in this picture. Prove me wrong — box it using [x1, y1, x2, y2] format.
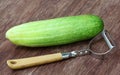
[0, 0, 120, 75]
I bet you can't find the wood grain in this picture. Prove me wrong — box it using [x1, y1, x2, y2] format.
[0, 0, 120, 75]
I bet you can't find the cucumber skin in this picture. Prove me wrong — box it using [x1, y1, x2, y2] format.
[6, 15, 104, 47]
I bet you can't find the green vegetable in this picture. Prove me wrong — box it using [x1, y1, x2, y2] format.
[6, 15, 104, 47]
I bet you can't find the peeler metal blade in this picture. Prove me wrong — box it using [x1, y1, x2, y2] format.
[88, 29, 116, 56]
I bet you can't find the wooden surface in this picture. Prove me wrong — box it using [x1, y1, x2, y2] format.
[0, 0, 120, 75]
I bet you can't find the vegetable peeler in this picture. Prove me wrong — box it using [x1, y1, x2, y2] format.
[7, 29, 116, 69]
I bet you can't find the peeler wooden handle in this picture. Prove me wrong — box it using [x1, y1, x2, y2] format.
[7, 50, 89, 69]
[7, 53, 64, 69]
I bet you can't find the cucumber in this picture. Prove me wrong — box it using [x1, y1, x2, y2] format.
[6, 15, 104, 47]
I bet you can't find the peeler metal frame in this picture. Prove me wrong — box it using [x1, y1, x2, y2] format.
[88, 29, 116, 56]
[62, 29, 116, 59]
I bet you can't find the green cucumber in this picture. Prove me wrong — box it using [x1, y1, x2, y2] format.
[6, 15, 104, 47]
